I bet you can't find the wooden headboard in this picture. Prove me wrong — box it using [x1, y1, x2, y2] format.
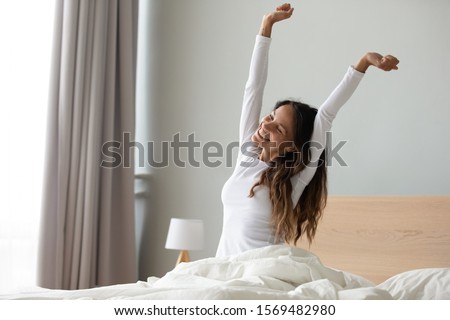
[297, 196, 450, 284]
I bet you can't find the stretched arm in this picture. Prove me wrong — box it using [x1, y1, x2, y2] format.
[239, 4, 294, 146]
[291, 53, 400, 204]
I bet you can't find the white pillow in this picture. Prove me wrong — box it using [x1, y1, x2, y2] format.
[376, 268, 450, 299]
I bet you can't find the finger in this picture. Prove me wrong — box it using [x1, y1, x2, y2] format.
[379, 60, 388, 68]
[380, 57, 397, 69]
[279, 8, 294, 18]
[273, 9, 294, 21]
[277, 3, 291, 12]
[385, 54, 398, 61]
[282, 3, 291, 10]
[383, 63, 399, 71]
[383, 55, 400, 66]
[379, 61, 392, 71]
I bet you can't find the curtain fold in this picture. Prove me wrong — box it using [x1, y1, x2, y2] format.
[38, 0, 138, 290]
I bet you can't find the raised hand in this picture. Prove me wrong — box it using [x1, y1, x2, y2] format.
[265, 3, 295, 24]
[355, 52, 400, 73]
[260, 3, 294, 38]
[367, 53, 399, 71]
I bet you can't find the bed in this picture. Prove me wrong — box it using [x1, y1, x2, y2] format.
[2, 196, 450, 300]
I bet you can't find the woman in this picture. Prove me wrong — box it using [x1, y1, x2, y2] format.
[215, 4, 399, 257]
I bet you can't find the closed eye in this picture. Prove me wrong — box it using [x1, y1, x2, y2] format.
[270, 112, 286, 135]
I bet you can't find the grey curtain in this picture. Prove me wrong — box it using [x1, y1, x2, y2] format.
[38, 0, 138, 290]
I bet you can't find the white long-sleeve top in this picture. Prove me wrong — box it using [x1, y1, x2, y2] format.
[215, 35, 364, 257]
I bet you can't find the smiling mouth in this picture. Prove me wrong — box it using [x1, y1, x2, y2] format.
[257, 128, 269, 141]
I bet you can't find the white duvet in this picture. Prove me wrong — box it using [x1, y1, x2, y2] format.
[2, 245, 449, 300]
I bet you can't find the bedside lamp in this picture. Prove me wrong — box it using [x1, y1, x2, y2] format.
[165, 218, 204, 266]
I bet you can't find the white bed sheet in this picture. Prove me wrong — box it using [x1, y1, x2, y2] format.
[1, 245, 448, 300]
[376, 268, 450, 300]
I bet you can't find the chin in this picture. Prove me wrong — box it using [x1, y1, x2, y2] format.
[258, 149, 271, 162]
[258, 153, 265, 161]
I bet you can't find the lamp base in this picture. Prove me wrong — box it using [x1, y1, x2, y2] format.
[176, 250, 190, 266]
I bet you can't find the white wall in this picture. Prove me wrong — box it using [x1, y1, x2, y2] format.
[136, 0, 450, 278]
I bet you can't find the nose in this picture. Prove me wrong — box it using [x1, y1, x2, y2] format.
[261, 121, 276, 132]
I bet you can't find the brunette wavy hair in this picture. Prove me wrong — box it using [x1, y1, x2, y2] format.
[249, 100, 327, 245]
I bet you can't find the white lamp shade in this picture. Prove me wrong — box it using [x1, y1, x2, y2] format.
[165, 218, 204, 251]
